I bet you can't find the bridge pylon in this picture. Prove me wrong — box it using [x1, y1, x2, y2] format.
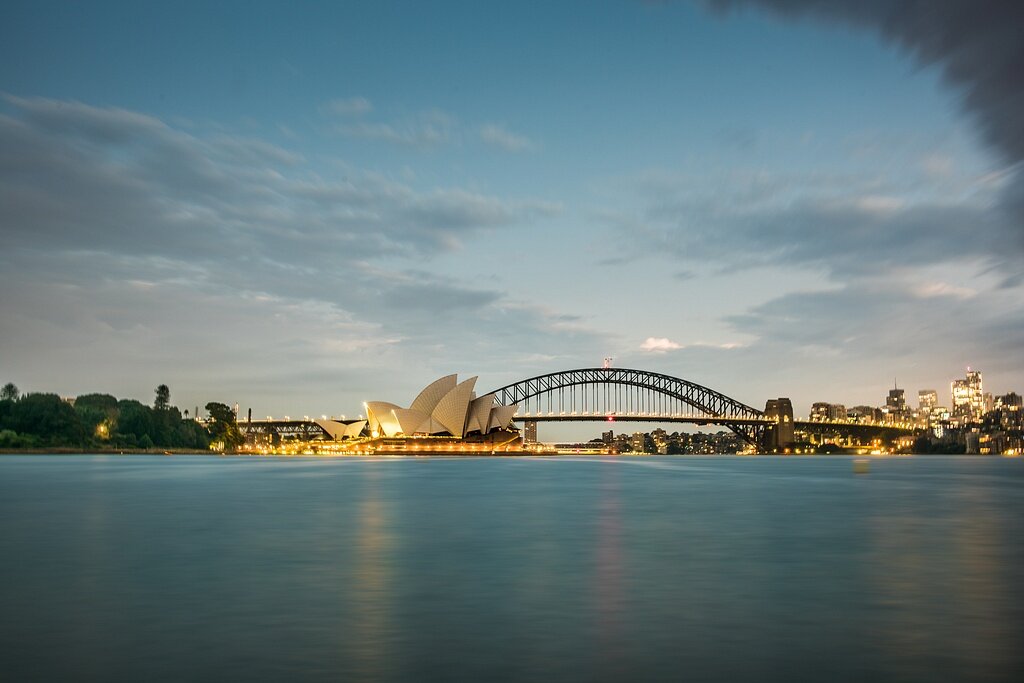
[763, 398, 795, 452]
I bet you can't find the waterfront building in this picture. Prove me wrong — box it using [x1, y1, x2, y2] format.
[631, 432, 647, 453]
[810, 402, 830, 422]
[524, 420, 538, 444]
[809, 402, 847, 422]
[365, 374, 517, 439]
[847, 405, 882, 424]
[995, 393, 1022, 430]
[951, 369, 984, 423]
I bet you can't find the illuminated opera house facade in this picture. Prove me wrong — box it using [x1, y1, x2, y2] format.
[364, 375, 520, 449]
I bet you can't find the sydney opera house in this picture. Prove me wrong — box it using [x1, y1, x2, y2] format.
[365, 374, 519, 442]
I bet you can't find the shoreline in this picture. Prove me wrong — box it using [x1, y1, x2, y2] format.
[0, 449, 998, 457]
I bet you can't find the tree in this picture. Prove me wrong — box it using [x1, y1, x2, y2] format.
[205, 402, 244, 451]
[74, 394, 119, 440]
[154, 384, 170, 411]
[117, 399, 154, 445]
[9, 393, 83, 445]
[1, 383, 18, 401]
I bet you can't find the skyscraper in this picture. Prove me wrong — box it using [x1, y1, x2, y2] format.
[524, 420, 538, 444]
[886, 385, 909, 423]
[951, 369, 983, 422]
[918, 390, 937, 413]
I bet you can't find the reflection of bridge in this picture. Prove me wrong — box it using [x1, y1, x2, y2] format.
[239, 367, 918, 453]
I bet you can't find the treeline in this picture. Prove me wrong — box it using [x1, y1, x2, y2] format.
[0, 382, 216, 450]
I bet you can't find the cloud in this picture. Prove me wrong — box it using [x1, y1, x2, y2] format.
[0, 95, 600, 411]
[703, 1, 1024, 164]
[0, 95, 551, 263]
[641, 337, 683, 352]
[321, 101, 538, 154]
[331, 108, 456, 148]
[322, 96, 373, 116]
[602, 165, 1020, 280]
[695, 0, 1024, 276]
[335, 120, 449, 147]
[479, 123, 536, 152]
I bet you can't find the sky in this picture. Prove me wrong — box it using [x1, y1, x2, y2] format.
[1, 0, 1021, 437]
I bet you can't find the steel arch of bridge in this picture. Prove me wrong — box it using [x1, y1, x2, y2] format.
[487, 368, 768, 448]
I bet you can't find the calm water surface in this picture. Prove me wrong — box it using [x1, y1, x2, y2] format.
[1, 455, 1022, 682]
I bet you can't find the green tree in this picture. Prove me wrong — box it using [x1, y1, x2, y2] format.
[205, 401, 243, 451]
[117, 399, 154, 445]
[154, 384, 170, 411]
[176, 419, 210, 449]
[74, 393, 120, 440]
[152, 405, 182, 446]
[0, 429, 24, 447]
[1, 383, 18, 401]
[0, 398, 13, 431]
[9, 393, 83, 445]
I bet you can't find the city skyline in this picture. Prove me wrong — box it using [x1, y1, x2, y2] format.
[2, 1, 1022, 429]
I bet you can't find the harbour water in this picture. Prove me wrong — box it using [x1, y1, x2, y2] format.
[1, 455, 1022, 682]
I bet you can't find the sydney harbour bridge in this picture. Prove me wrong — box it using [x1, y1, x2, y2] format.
[239, 367, 916, 453]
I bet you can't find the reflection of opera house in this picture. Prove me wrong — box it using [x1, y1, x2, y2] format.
[366, 375, 519, 443]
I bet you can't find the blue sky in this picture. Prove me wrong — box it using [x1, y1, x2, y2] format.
[1, 1, 1021, 435]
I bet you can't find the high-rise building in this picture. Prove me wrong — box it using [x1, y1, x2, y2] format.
[601, 430, 614, 445]
[952, 369, 984, 422]
[810, 402, 847, 422]
[916, 390, 938, 428]
[918, 390, 937, 413]
[886, 387, 906, 412]
[885, 385, 909, 423]
[995, 393, 1022, 430]
[848, 406, 880, 424]
[631, 432, 646, 453]
[524, 420, 538, 444]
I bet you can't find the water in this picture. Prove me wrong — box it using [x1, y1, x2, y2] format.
[1, 455, 1022, 683]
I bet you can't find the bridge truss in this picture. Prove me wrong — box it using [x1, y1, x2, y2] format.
[238, 420, 330, 441]
[487, 368, 769, 449]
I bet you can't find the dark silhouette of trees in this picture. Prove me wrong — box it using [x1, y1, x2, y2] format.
[5, 394, 83, 445]
[74, 394, 119, 439]
[1, 383, 18, 401]
[0, 383, 215, 450]
[154, 384, 170, 410]
[205, 402, 244, 451]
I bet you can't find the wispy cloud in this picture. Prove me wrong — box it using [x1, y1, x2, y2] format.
[479, 123, 536, 152]
[319, 99, 537, 153]
[322, 96, 373, 116]
[331, 108, 455, 148]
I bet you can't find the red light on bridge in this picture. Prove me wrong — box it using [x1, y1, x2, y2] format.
[607, 415, 615, 422]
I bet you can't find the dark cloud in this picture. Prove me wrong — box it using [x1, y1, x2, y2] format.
[381, 278, 503, 313]
[697, 0, 1024, 267]
[702, 1, 1024, 164]
[0, 94, 556, 271]
[646, 188, 1011, 275]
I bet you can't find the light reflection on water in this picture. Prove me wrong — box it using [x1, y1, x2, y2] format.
[0, 455, 1022, 682]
